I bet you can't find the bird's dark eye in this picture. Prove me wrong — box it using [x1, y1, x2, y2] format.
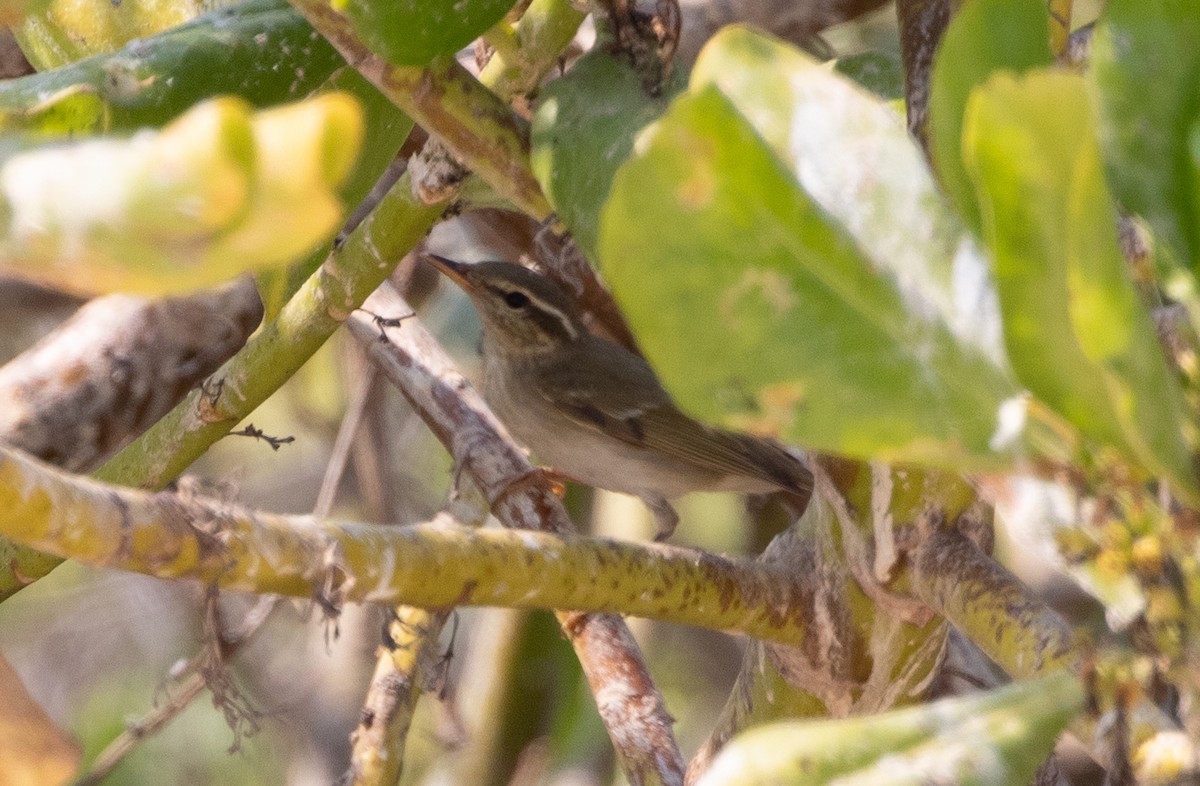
[504, 291, 529, 309]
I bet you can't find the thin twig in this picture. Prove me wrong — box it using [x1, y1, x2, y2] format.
[70, 592, 274, 786]
[93, 165, 446, 490]
[314, 348, 377, 519]
[227, 424, 296, 451]
[71, 672, 209, 786]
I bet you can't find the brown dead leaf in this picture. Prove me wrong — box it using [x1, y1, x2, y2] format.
[0, 652, 80, 786]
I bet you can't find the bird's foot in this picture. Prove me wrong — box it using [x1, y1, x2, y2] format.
[531, 466, 573, 496]
[643, 496, 680, 542]
[489, 465, 573, 509]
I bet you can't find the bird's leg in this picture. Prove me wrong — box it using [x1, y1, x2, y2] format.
[643, 495, 680, 542]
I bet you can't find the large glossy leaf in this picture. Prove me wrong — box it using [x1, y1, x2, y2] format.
[689, 26, 1004, 366]
[337, 0, 514, 67]
[0, 0, 413, 218]
[598, 28, 1018, 469]
[964, 70, 1198, 499]
[927, 0, 1051, 235]
[531, 48, 681, 258]
[1091, 0, 1200, 275]
[698, 671, 1082, 786]
[0, 0, 412, 309]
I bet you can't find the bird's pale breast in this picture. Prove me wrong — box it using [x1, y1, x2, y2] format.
[481, 351, 732, 500]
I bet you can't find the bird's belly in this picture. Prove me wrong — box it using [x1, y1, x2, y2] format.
[483, 363, 709, 499]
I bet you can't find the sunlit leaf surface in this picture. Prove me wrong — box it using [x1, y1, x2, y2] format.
[964, 70, 1198, 499]
[0, 93, 364, 294]
[599, 27, 1019, 469]
[699, 671, 1082, 786]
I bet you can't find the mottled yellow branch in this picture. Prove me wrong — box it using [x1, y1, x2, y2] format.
[909, 526, 1077, 679]
[0, 445, 810, 644]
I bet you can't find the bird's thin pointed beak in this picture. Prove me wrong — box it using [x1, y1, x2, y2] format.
[424, 254, 474, 290]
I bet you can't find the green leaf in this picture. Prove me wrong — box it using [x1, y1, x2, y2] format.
[337, 0, 514, 67]
[698, 672, 1082, 786]
[1091, 0, 1200, 275]
[598, 28, 1019, 469]
[0, 94, 364, 294]
[0, 0, 414, 311]
[689, 27, 1003, 365]
[531, 48, 681, 258]
[833, 50, 904, 102]
[927, 0, 1051, 235]
[0, 0, 347, 136]
[13, 0, 235, 69]
[964, 70, 1198, 499]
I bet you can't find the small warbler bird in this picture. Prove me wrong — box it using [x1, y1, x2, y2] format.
[426, 254, 813, 540]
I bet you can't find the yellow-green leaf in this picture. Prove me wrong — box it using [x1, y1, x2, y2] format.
[964, 70, 1198, 499]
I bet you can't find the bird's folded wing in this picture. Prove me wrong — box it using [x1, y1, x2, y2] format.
[541, 344, 811, 495]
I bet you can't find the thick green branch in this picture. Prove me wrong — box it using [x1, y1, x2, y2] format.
[0, 445, 811, 645]
[93, 168, 443, 489]
[478, 0, 586, 99]
[288, 0, 552, 219]
[909, 526, 1198, 777]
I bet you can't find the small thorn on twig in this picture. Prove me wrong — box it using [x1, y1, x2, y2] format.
[357, 308, 416, 341]
[228, 423, 295, 451]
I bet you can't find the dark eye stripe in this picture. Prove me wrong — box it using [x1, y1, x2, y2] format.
[527, 305, 577, 342]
